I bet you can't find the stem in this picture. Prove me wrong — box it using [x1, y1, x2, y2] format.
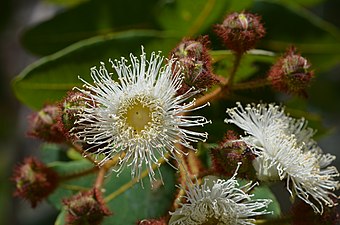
[227, 52, 243, 87]
[60, 166, 98, 181]
[232, 78, 271, 90]
[103, 153, 169, 203]
[59, 183, 90, 191]
[94, 167, 108, 189]
[190, 86, 223, 109]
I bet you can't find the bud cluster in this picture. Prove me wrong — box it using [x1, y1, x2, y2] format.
[27, 91, 88, 143]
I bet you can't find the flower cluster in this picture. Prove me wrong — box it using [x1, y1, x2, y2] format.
[226, 102, 339, 213]
[13, 8, 340, 225]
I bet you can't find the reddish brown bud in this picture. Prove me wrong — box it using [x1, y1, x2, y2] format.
[291, 199, 340, 225]
[211, 130, 256, 180]
[170, 36, 218, 95]
[214, 12, 266, 54]
[137, 218, 167, 225]
[57, 91, 88, 138]
[268, 47, 314, 97]
[63, 188, 111, 225]
[27, 104, 65, 143]
[12, 157, 59, 208]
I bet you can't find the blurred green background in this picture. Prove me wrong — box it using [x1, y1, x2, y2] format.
[0, 0, 339, 224]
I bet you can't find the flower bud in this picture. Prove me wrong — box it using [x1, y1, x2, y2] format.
[63, 188, 111, 225]
[214, 12, 266, 54]
[268, 47, 314, 97]
[137, 218, 167, 225]
[27, 104, 65, 143]
[170, 36, 218, 95]
[211, 130, 256, 180]
[12, 157, 59, 208]
[58, 91, 87, 136]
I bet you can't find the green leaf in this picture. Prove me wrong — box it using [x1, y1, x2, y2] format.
[54, 209, 66, 225]
[276, 0, 325, 6]
[48, 159, 96, 209]
[157, 0, 253, 37]
[49, 159, 94, 176]
[13, 30, 179, 110]
[252, 184, 281, 218]
[44, 0, 88, 7]
[40, 143, 69, 163]
[22, 0, 160, 55]
[102, 165, 176, 225]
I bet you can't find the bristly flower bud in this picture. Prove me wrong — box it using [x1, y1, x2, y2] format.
[291, 199, 340, 225]
[12, 157, 59, 208]
[137, 218, 167, 225]
[214, 12, 266, 54]
[211, 130, 256, 180]
[63, 188, 111, 225]
[170, 36, 218, 95]
[27, 104, 65, 143]
[268, 47, 314, 97]
[58, 91, 88, 138]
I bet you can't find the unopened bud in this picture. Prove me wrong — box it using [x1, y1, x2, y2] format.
[27, 104, 65, 143]
[214, 12, 266, 54]
[170, 36, 218, 95]
[12, 157, 59, 208]
[268, 47, 314, 97]
[138, 218, 167, 225]
[211, 131, 256, 180]
[63, 188, 111, 225]
[58, 91, 88, 136]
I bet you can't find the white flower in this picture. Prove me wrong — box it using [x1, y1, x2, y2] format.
[225, 102, 339, 214]
[169, 166, 272, 225]
[74, 47, 210, 181]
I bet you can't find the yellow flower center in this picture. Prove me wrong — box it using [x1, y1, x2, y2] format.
[117, 95, 163, 138]
[125, 101, 152, 133]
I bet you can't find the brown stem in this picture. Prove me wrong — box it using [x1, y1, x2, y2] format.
[232, 78, 271, 90]
[94, 166, 108, 189]
[93, 153, 124, 189]
[191, 86, 223, 109]
[60, 166, 99, 181]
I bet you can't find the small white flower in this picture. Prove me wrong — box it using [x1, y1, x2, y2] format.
[74, 47, 210, 181]
[225, 102, 339, 214]
[169, 167, 272, 225]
